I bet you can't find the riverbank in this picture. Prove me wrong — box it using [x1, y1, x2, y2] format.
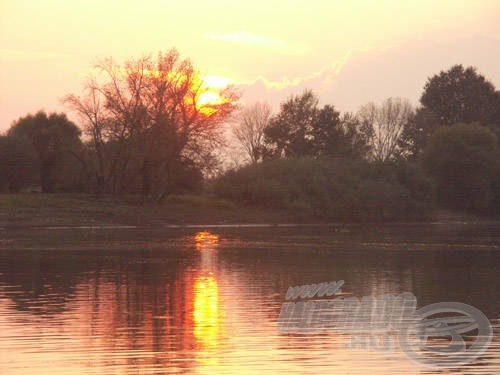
[0, 193, 298, 228]
[0, 193, 494, 229]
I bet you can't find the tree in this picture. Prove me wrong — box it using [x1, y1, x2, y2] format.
[357, 97, 414, 162]
[264, 90, 367, 159]
[65, 49, 237, 198]
[421, 123, 498, 212]
[420, 65, 500, 127]
[63, 81, 107, 194]
[312, 110, 368, 159]
[264, 90, 318, 158]
[8, 111, 82, 193]
[232, 102, 272, 164]
[0, 135, 38, 192]
[398, 107, 439, 159]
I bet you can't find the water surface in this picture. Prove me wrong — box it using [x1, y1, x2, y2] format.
[0, 223, 499, 374]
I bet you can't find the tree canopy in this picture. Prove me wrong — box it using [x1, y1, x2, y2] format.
[420, 64, 500, 127]
[8, 111, 82, 193]
[65, 49, 238, 197]
[0, 135, 38, 192]
[422, 123, 499, 212]
[264, 91, 367, 159]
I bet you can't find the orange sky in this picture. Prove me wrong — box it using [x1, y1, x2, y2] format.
[1, 0, 499, 130]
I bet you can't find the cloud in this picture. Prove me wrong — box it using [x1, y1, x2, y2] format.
[203, 31, 306, 55]
[237, 36, 500, 112]
[235, 45, 380, 92]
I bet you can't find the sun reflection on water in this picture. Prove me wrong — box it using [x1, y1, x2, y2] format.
[193, 275, 221, 349]
[195, 231, 220, 252]
[192, 231, 223, 353]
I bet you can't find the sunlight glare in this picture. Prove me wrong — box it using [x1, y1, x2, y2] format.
[193, 275, 221, 349]
[194, 231, 220, 251]
[195, 75, 231, 114]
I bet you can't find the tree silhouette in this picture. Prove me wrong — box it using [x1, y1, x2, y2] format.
[233, 102, 272, 164]
[357, 98, 414, 162]
[264, 90, 367, 159]
[420, 65, 500, 126]
[65, 49, 237, 198]
[0, 135, 38, 192]
[422, 123, 498, 212]
[8, 111, 82, 193]
[63, 81, 107, 194]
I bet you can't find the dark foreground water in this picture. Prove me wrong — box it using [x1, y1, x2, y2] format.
[0, 223, 499, 374]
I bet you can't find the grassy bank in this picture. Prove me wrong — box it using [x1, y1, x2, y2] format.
[0, 193, 494, 229]
[0, 193, 300, 228]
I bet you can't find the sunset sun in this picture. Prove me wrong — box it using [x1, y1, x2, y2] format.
[197, 91, 223, 107]
[196, 75, 232, 113]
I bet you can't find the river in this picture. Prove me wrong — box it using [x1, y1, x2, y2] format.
[0, 223, 499, 374]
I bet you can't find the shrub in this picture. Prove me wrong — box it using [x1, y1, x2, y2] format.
[421, 123, 498, 214]
[214, 158, 434, 222]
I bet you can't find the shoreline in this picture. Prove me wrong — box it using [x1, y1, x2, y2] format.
[0, 193, 497, 230]
[2, 218, 499, 232]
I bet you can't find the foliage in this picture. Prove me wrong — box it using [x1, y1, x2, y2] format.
[399, 107, 439, 159]
[421, 123, 499, 213]
[64, 49, 237, 198]
[214, 158, 434, 221]
[264, 91, 368, 159]
[420, 64, 500, 127]
[8, 111, 82, 193]
[4, 61, 500, 220]
[0, 135, 39, 192]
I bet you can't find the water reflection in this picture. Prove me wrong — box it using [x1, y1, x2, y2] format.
[193, 275, 221, 349]
[192, 231, 223, 352]
[0, 225, 498, 374]
[195, 231, 220, 252]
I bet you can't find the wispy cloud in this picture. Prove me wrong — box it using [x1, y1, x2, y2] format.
[234, 46, 393, 112]
[236, 47, 373, 91]
[203, 31, 306, 55]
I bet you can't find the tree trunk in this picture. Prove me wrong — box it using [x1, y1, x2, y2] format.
[141, 161, 151, 200]
[40, 163, 54, 193]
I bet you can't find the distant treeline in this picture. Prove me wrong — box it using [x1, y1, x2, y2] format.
[1, 50, 499, 220]
[220, 64, 500, 219]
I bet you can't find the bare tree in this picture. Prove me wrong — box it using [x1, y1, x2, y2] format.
[65, 49, 237, 197]
[232, 102, 272, 163]
[63, 80, 107, 194]
[357, 97, 414, 162]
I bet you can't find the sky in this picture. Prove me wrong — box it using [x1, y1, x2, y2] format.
[1, 0, 499, 131]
